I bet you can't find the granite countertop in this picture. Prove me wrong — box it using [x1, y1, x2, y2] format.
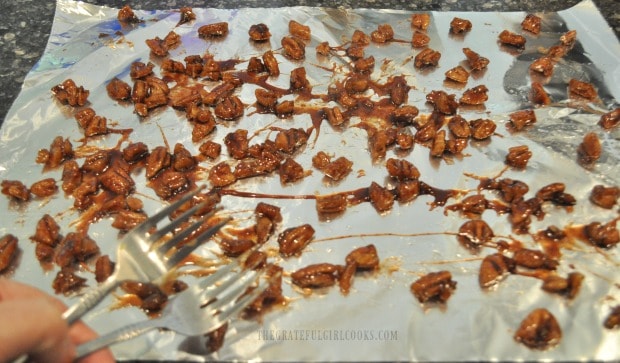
[0, 0, 618, 126]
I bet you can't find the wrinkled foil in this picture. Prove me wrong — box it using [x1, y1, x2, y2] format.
[1, 0, 619, 361]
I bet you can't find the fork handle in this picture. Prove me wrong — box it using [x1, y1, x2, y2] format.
[63, 276, 119, 325]
[75, 318, 161, 360]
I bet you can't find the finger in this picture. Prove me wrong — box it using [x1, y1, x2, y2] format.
[0, 299, 74, 363]
[0, 278, 65, 310]
[70, 322, 116, 362]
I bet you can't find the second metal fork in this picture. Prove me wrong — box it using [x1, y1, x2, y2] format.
[63, 186, 229, 324]
[75, 261, 271, 359]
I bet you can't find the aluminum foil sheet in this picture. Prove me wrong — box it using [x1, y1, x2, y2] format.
[1, 0, 619, 361]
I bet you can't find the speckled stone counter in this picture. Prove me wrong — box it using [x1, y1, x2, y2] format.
[1, 0, 618, 126]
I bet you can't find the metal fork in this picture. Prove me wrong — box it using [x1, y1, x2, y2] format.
[75, 261, 272, 359]
[62, 186, 229, 324]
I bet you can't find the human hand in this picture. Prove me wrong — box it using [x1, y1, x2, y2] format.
[0, 278, 115, 363]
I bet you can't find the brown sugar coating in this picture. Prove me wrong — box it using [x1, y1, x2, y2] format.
[514, 308, 562, 350]
[410, 270, 457, 303]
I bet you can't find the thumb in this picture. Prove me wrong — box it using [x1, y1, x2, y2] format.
[0, 298, 75, 363]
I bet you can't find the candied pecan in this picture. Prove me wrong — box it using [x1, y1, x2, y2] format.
[450, 17, 472, 34]
[447, 194, 487, 215]
[351, 29, 370, 45]
[521, 14, 541, 34]
[214, 96, 244, 120]
[72, 174, 98, 210]
[29, 178, 57, 198]
[1, 180, 29, 201]
[151, 170, 189, 200]
[541, 272, 584, 299]
[31, 214, 61, 247]
[536, 183, 576, 206]
[161, 59, 185, 74]
[513, 249, 557, 270]
[604, 306, 620, 329]
[274, 128, 308, 154]
[386, 158, 420, 181]
[353, 56, 375, 75]
[247, 57, 266, 73]
[61, 160, 82, 194]
[0, 234, 18, 273]
[275, 100, 295, 117]
[281, 36, 306, 60]
[577, 132, 601, 165]
[199, 141, 222, 160]
[100, 166, 134, 196]
[599, 108, 619, 130]
[369, 182, 394, 213]
[509, 109, 537, 131]
[463, 48, 489, 71]
[498, 178, 529, 203]
[224, 129, 249, 160]
[396, 128, 414, 150]
[121, 281, 168, 313]
[371, 24, 394, 43]
[346, 45, 365, 60]
[414, 48, 441, 68]
[469, 119, 496, 140]
[411, 13, 431, 31]
[531, 81, 551, 105]
[479, 253, 515, 288]
[346, 244, 379, 270]
[51, 79, 89, 107]
[460, 85, 488, 105]
[279, 157, 305, 184]
[344, 75, 369, 94]
[446, 115, 470, 138]
[316, 193, 348, 215]
[387, 76, 410, 106]
[395, 180, 420, 203]
[339, 261, 357, 295]
[505, 145, 532, 169]
[130, 61, 154, 80]
[249, 23, 271, 41]
[117, 5, 140, 23]
[256, 202, 282, 223]
[278, 224, 315, 257]
[429, 130, 446, 157]
[202, 82, 236, 106]
[445, 65, 469, 83]
[411, 31, 430, 48]
[289, 20, 311, 40]
[498, 30, 526, 48]
[411, 270, 457, 303]
[324, 106, 347, 127]
[290, 67, 310, 90]
[255, 89, 278, 111]
[530, 57, 555, 77]
[95, 255, 115, 283]
[122, 142, 149, 163]
[54, 232, 99, 268]
[322, 157, 353, 182]
[145, 146, 172, 179]
[145, 32, 178, 57]
[584, 221, 619, 248]
[262, 50, 280, 76]
[514, 308, 562, 350]
[209, 162, 236, 188]
[219, 238, 255, 257]
[35, 243, 54, 263]
[590, 185, 619, 209]
[291, 263, 342, 288]
[111, 210, 147, 231]
[198, 22, 229, 38]
[560, 30, 577, 48]
[177, 6, 196, 26]
[106, 77, 131, 101]
[426, 90, 459, 115]
[53, 268, 87, 295]
[457, 220, 494, 252]
[568, 79, 597, 101]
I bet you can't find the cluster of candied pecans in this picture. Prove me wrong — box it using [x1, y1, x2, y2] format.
[1, 4, 620, 353]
